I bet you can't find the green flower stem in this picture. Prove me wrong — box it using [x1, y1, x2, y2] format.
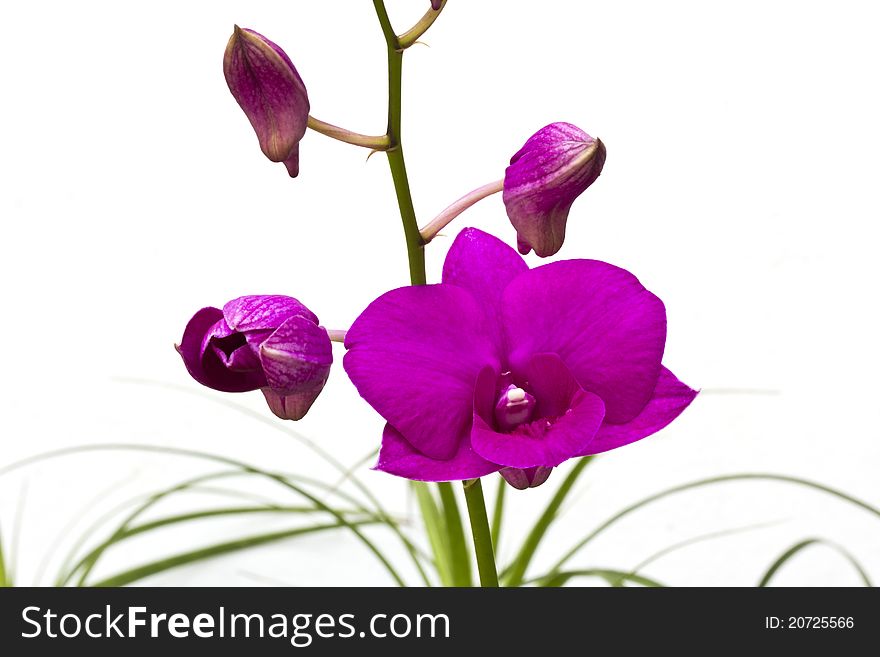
[463, 479, 499, 587]
[375, 0, 461, 586]
[398, 0, 447, 49]
[375, 0, 426, 286]
[307, 115, 390, 150]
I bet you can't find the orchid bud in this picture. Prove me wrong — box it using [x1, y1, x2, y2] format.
[431, 1, 442, 9]
[177, 295, 332, 420]
[223, 26, 310, 177]
[500, 466, 553, 490]
[503, 122, 606, 257]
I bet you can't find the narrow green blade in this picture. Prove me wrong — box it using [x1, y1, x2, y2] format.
[549, 473, 880, 576]
[437, 482, 472, 586]
[759, 538, 872, 587]
[537, 569, 664, 588]
[1, 445, 408, 587]
[0, 527, 9, 587]
[413, 482, 450, 586]
[504, 457, 592, 587]
[88, 520, 378, 587]
[490, 475, 506, 557]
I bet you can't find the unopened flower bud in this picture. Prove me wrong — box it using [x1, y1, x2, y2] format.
[501, 466, 553, 490]
[503, 122, 606, 257]
[223, 26, 310, 177]
[177, 295, 332, 420]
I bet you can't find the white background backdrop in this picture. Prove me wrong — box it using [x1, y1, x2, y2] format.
[1, 0, 879, 586]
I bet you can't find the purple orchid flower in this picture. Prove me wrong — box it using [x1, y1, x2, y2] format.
[177, 295, 332, 421]
[223, 26, 310, 177]
[344, 228, 696, 488]
[503, 122, 606, 257]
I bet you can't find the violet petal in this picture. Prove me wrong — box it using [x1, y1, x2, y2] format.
[442, 227, 528, 355]
[344, 285, 500, 461]
[259, 315, 332, 396]
[581, 366, 698, 455]
[376, 424, 500, 482]
[177, 307, 264, 392]
[502, 259, 666, 424]
[223, 295, 318, 332]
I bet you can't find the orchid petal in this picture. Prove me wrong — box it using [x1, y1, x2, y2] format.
[503, 259, 666, 424]
[223, 295, 317, 332]
[376, 424, 500, 482]
[582, 366, 698, 455]
[259, 315, 332, 394]
[177, 307, 265, 392]
[344, 285, 499, 460]
[442, 227, 527, 353]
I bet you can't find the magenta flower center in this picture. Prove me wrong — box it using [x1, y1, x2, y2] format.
[491, 375, 572, 440]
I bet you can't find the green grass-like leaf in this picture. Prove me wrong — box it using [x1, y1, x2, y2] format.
[68, 504, 369, 587]
[0, 526, 9, 587]
[89, 520, 379, 587]
[503, 457, 593, 587]
[110, 380, 432, 585]
[0, 444, 410, 586]
[54, 473, 272, 586]
[60, 468, 379, 587]
[534, 568, 665, 587]
[490, 475, 506, 557]
[758, 538, 872, 587]
[437, 482, 472, 586]
[549, 473, 880, 576]
[413, 482, 449, 586]
[608, 522, 780, 587]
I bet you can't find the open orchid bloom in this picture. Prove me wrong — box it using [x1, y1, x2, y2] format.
[503, 122, 606, 257]
[223, 26, 310, 177]
[178, 295, 332, 421]
[344, 228, 696, 488]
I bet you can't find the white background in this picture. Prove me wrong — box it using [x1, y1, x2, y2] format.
[1, 0, 879, 586]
